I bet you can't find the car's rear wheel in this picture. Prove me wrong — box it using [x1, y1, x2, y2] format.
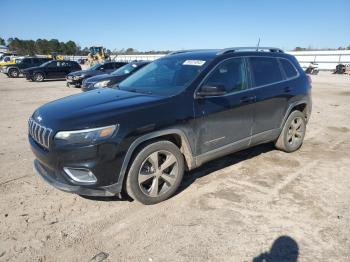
[275, 110, 306, 152]
[33, 72, 44, 82]
[9, 68, 19, 78]
[126, 140, 184, 205]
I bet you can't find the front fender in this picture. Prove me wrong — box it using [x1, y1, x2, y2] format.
[116, 128, 195, 187]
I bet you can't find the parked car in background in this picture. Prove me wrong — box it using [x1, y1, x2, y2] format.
[23, 60, 81, 82]
[0, 55, 13, 64]
[66, 61, 127, 87]
[28, 47, 312, 204]
[82, 61, 150, 91]
[1, 57, 51, 78]
[0, 56, 22, 68]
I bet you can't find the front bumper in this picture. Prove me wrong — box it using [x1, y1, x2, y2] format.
[81, 82, 96, 92]
[66, 77, 83, 87]
[29, 135, 125, 197]
[34, 160, 121, 196]
[24, 73, 32, 80]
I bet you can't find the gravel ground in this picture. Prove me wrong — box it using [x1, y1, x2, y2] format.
[0, 72, 349, 262]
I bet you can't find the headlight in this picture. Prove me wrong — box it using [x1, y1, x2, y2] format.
[55, 124, 118, 145]
[93, 80, 111, 88]
[73, 75, 84, 80]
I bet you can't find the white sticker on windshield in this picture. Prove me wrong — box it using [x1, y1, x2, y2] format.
[183, 60, 206, 66]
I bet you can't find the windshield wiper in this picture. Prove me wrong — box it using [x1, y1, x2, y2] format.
[123, 88, 153, 95]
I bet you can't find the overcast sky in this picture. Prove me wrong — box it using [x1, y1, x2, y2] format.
[2, 0, 350, 51]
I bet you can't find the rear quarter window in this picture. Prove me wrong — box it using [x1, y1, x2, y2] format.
[279, 58, 298, 78]
[249, 57, 283, 87]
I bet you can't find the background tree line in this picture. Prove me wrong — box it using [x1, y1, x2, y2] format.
[0, 37, 171, 56]
[0, 37, 88, 55]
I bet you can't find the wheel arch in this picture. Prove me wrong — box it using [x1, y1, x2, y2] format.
[7, 66, 19, 73]
[280, 100, 311, 129]
[117, 129, 195, 187]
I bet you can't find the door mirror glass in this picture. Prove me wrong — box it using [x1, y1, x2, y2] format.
[197, 84, 226, 97]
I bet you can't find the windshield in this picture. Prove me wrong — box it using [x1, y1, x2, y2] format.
[90, 63, 101, 70]
[111, 63, 139, 76]
[118, 57, 208, 96]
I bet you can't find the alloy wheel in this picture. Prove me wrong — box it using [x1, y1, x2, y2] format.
[287, 116, 305, 147]
[10, 70, 18, 77]
[138, 150, 179, 197]
[35, 74, 44, 81]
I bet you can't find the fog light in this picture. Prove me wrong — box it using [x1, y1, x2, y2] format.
[63, 167, 97, 184]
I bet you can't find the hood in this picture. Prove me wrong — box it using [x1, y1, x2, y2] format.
[32, 88, 165, 131]
[68, 69, 102, 78]
[85, 73, 113, 84]
[23, 66, 41, 72]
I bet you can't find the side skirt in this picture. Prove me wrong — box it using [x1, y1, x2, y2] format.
[194, 128, 281, 167]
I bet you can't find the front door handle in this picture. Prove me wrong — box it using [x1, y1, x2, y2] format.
[240, 96, 256, 104]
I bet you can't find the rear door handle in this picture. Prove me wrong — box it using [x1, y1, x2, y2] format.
[240, 96, 256, 104]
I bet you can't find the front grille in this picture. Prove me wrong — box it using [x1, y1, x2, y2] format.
[28, 118, 53, 149]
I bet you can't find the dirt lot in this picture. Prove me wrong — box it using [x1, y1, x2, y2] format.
[0, 72, 349, 262]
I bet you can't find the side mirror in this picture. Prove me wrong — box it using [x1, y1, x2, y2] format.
[197, 84, 226, 97]
[99, 67, 105, 71]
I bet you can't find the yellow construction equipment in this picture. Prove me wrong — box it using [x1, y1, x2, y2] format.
[0, 55, 19, 68]
[87, 46, 109, 66]
[48, 53, 65, 60]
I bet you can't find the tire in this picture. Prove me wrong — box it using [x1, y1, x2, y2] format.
[275, 110, 306, 152]
[33, 72, 44, 82]
[126, 140, 184, 205]
[8, 68, 19, 78]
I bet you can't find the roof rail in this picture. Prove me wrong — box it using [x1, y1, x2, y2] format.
[167, 50, 198, 56]
[218, 47, 284, 55]
[167, 49, 215, 56]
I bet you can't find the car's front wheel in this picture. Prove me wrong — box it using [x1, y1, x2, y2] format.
[8, 68, 19, 78]
[33, 72, 44, 82]
[275, 110, 306, 152]
[126, 140, 184, 205]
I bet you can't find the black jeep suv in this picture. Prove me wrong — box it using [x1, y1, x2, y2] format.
[29, 47, 312, 205]
[23, 60, 81, 81]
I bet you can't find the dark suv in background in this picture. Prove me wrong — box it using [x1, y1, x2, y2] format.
[1, 57, 51, 78]
[23, 60, 81, 82]
[29, 47, 312, 205]
[82, 61, 150, 91]
[66, 61, 127, 87]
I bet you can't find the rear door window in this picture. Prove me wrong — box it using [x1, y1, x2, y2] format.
[279, 58, 298, 78]
[249, 57, 283, 87]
